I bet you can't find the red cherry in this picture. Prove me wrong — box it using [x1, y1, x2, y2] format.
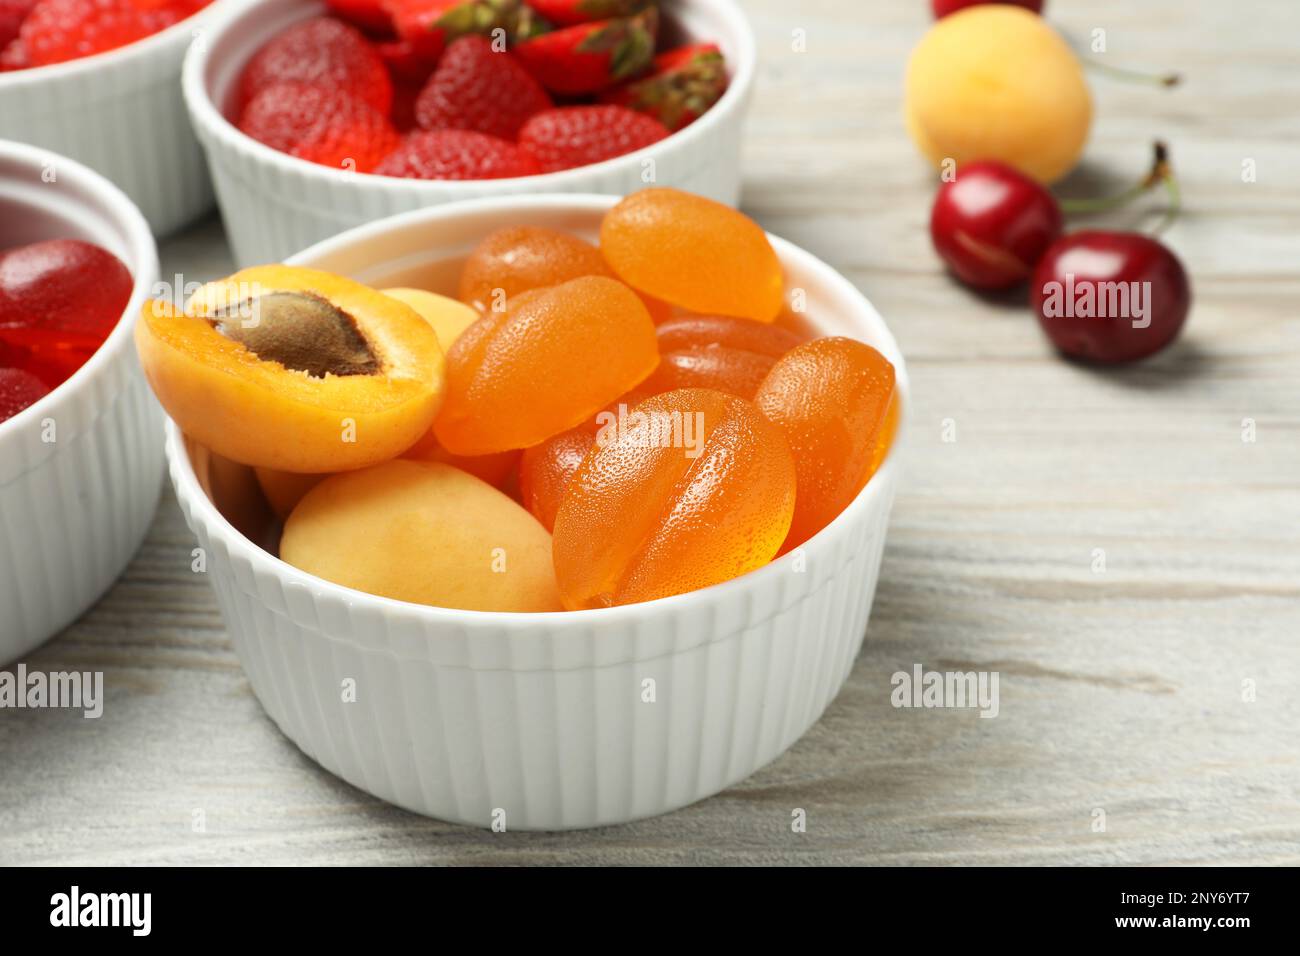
[1029, 231, 1191, 364]
[932, 0, 1043, 18]
[930, 161, 1063, 290]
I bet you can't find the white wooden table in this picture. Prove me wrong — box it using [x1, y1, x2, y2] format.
[2, 0, 1297, 865]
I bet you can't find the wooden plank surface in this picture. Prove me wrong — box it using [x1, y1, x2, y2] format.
[2, 0, 1298, 865]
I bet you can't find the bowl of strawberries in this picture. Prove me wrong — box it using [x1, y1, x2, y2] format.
[182, 0, 755, 265]
[0, 0, 234, 235]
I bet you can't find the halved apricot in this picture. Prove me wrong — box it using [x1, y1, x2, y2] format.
[136, 266, 444, 473]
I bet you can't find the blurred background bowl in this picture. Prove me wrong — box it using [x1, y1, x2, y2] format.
[0, 139, 164, 664]
[0, 1, 236, 236]
[182, 0, 757, 266]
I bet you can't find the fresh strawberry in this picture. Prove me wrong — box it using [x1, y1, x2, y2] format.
[414, 35, 551, 139]
[377, 37, 438, 86]
[132, 0, 205, 12]
[322, 0, 391, 34]
[512, 6, 656, 94]
[0, 0, 37, 49]
[20, 0, 188, 66]
[384, 0, 548, 60]
[601, 42, 726, 131]
[527, 0, 650, 27]
[239, 82, 400, 172]
[0, 367, 50, 423]
[518, 104, 667, 172]
[237, 17, 392, 115]
[374, 129, 540, 179]
[0, 37, 27, 69]
[389, 79, 420, 130]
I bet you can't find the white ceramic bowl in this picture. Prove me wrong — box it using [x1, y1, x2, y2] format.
[165, 195, 907, 830]
[182, 0, 756, 267]
[0, 140, 164, 664]
[0, 1, 236, 236]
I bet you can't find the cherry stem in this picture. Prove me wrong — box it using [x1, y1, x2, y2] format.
[1059, 141, 1180, 234]
[1084, 58, 1181, 88]
[1152, 152, 1182, 235]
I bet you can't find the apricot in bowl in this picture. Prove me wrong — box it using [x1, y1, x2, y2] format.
[380, 287, 478, 352]
[136, 265, 444, 473]
[280, 459, 561, 613]
[253, 466, 326, 519]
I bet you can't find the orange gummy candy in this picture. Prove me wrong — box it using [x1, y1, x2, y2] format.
[405, 429, 521, 489]
[518, 383, 657, 531]
[645, 315, 807, 399]
[458, 223, 672, 321]
[754, 337, 897, 550]
[600, 188, 784, 323]
[458, 225, 613, 313]
[434, 276, 658, 455]
[552, 388, 796, 609]
[519, 428, 594, 532]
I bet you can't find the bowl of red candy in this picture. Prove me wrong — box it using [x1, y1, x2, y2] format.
[182, 0, 755, 264]
[0, 0, 234, 235]
[0, 138, 164, 664]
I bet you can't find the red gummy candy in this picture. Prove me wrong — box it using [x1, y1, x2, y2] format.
[0, 366, 50, 422]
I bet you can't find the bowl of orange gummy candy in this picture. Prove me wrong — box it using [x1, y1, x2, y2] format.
[145, 187, 907, 829]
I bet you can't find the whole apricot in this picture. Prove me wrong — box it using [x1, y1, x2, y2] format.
[381, 287, 478, 352]
[255, 467, 327, 519]
[904, 5, 1091, 183]
[281, 460, 561, 612]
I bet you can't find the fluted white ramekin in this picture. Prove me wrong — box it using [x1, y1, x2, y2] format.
[182, 0, 756, 266]
[165, 195, 907, 829]
[0, 140, 163, 664]
[0, 1, 235, 236]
